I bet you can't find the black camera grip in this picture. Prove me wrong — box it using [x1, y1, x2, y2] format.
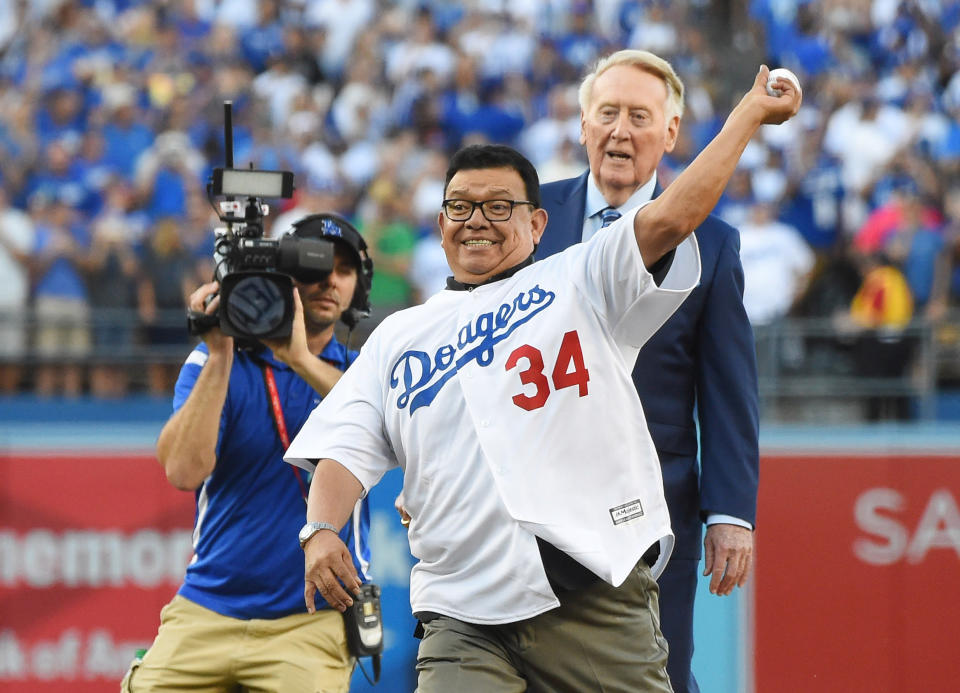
[187, 309, 220, 337]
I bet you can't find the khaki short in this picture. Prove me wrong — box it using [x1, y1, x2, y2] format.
[34, 296, 91, 358]
[122, 595, 354, 693]
[415, 561, 673, 693]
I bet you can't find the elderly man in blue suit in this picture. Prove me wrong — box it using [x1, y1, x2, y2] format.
[538, 50, 760, 693]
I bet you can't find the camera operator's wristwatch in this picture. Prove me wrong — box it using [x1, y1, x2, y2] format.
[299, 521, 339, 548]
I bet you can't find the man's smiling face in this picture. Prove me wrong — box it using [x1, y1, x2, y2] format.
[580, 64, 680, 207]
[438, 166, 547, 284]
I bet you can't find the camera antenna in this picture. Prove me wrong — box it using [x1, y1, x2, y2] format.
[223, 100, 234, 170]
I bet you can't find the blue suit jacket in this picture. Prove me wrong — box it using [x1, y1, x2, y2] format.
[539, 172, 759, 559]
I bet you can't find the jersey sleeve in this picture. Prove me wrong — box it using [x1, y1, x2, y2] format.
[560, 204, 701, 348]
[285, 333, 397, 493]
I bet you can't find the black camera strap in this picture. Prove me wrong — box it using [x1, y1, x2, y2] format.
[260, 363, 309, 503]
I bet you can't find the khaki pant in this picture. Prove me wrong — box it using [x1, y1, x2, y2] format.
[415, 561, 673, 692]
[122, 595, 353, 693]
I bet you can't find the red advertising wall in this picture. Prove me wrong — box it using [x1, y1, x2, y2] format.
[5, 445, 958, 692]
[754, 453, 960, 692]
[0, 454, 195, 692]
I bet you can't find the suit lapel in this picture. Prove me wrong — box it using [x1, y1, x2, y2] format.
[539, 171, 590, 259]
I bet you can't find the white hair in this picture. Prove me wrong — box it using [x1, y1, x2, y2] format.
[578, 49, 685, 121]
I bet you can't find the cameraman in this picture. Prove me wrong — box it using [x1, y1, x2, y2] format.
[124, 215, 374, 693]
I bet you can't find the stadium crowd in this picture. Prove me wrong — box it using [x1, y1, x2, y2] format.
[0, 0, 958, 410]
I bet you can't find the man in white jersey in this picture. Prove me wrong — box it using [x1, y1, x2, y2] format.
[286, 67, 800, 692]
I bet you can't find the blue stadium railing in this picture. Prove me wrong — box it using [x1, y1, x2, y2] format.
[2, 309, 959, 421]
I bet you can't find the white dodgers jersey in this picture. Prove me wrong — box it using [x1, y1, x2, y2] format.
[286, 207, 701, 624]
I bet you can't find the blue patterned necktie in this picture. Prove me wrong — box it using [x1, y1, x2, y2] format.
[600, 207, 621, 228]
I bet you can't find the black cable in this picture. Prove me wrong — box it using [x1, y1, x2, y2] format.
[354, 656, 380, 686]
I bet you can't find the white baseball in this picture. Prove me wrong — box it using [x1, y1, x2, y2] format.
[766, 67, 800, 97]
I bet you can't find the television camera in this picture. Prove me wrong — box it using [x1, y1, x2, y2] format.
[189, 101, 336, 341]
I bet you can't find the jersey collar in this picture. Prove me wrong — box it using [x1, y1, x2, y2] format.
[445, 254, 535, 291]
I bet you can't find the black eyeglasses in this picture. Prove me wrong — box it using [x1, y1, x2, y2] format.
[441, 198, 536, 222]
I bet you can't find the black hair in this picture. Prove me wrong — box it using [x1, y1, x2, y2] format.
[444, 144, 541, 209]
[290, 213, 374, 330]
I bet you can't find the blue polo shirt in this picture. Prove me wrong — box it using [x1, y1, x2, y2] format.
[173, 338, 370, 619]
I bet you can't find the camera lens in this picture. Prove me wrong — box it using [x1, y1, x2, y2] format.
[225, 275, 287, 337]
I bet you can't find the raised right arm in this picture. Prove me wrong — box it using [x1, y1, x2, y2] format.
[634, 65, 802, 265]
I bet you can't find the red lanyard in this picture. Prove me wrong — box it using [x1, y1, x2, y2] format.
[262, 364, 309, 503]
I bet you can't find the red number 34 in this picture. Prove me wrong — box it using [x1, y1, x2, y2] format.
[504, 330, 590, 411]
